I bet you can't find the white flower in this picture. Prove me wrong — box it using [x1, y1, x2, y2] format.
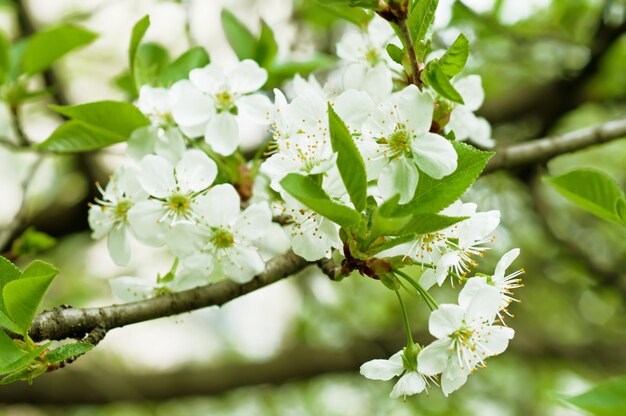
[171, 60, 272, 156]
[360, 350, 429, 399]
[336, 15, 398, 68]
[127, 126, 185, 164]
[88, 166, 148, 266]
[462, 249, 524, 321]
[136, 85, 176, 127]
[127, 149, 217, 246]
[446, 75, 494, 148]
[167, 184, 274, 283]
[361, 85, 458, 204]
[417, 284, 514, 396]
[329, 62, 393, 103]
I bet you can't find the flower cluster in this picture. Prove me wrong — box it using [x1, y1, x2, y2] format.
[88, 15, 522, 397]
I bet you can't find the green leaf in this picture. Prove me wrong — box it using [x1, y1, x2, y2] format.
[401, 214, 467, 235]
[327, 103, 367, 212]
[128, 15, 150, 93]
[407, 0, 439, 43]
[280, 173, 361, 228]
[0, 256, 20, 313]
[396, 141, 493, 216]
[438, 33, 469, 78]
[386, 43, 404, 65]
[0, 330, 23, 369]
[0, 31, 9, 83]
[562, 375, 626, 415]
[20, 24, 97, 75]
[134, 42, 169, 87]
[421, 62, 464, 104]
[7, 40, 27, 82]
[221, 9, 257, 61]
[38, 101, 150, 152]
[0, 310, 21, 334]
[0, 344, 48, 377]
[256, 21, 278, 68]
[544, 168, 626, 225]
[11, 227, 57, 258]
[45, 342, 94, 364]
[3, 260, 59, 334]
[158, 47, 210, 85]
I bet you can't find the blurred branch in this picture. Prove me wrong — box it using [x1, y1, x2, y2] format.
[2, 326, 625, 404]
[480, 17, 626, 134]
[483, 118, 626, 173]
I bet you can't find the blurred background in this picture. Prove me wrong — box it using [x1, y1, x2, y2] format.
[1, 0, 626, 414]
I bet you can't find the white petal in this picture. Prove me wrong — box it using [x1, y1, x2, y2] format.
[378, 158, 419, 204]
[127, 126, 157, 161]
[494, 248, 520, 281]
[441, 358, 469, 396]
[189, 64, 226, 94]
[389, 372, 426, 398]
[170, 80, 213, 131]
[237, 94, 272, 124]
[229, 59, 268, 94]
[360, 354, 404, 381]
[236, 203, 272, 241]
[154, 127, 186, 164]
[458, 210, 500, 247]
[257, 223, 290, 260]
[477, 326, 515, 356]
[127, 200, 168, 246]
[419, 269, 437, 290]
[458, 277, 500, 323]
[166, 222, 207, 257]
[411, 132, 457, 179]
[205, 112, 239, 156]
[137, 155, 176, 198]
[175, 149, 217, 193]
[428, 304, 464, 339]
[88, 206, 113, 238]
[199, 184, 241, 228]
[333, 90, 375, 133]
[397, 85, 433, 133]
[110, 277, 157, 302]
[454, 75, 484, 111]
[417, 338, 451, 376]
[222, 245, 265, 283]
[108, 226, 131, 267]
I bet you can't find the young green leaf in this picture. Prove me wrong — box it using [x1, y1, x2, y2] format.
[45, 342, 94, 364]
[0, 344, 48, 378]
[327, 103, 367, 212]
[0, 31, 9, 83]
[134, 42, 169, 87]
[561, 375, 626, 416]
[421, 62, 464, 104]
[256, 21, 278, 68]
[396, 141, 493, 216]
[3, 260, 59, 335]
[128, 15, 150, 93]
[406, 0, 439, 43]
[20, 24, 97, 75]
[38, 101, 150, 152]
[386, 43, 404, 65]
[221, 9, 257, 61]
[400, 214, 467, 235]
[438, 33, 469, 78]
[11, 227, 57, 258]
[280, 173, 361, 228]
[0, 310, 21, 334]
[0, 256, 21, 290]
[0, 330, 23, 370]
[158, 47, 210, 85]
[544, 168, 626, 225]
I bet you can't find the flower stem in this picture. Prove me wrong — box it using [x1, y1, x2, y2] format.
[395, 290, 414, 346]
[398, 18, 423, 90]
[394, 269, 439, 311]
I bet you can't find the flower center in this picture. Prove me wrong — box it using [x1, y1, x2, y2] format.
[451, 326, 474, 344]
[215, 91, 237, 114]
[167, 193, 191, 215]
[364, 47, 380, 65]
[212, 228, 235, 249]
[114, 200, 132, 220]
[379, 127, 411, 158]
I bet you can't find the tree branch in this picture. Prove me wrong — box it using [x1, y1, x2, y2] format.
[29, 251, 310, 342]
[483, 118, 626, 174]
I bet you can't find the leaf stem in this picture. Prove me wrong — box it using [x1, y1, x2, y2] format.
[394, 268, 438, 311]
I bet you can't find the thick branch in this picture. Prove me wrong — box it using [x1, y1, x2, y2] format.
[483, 118, 626, 174]
[29, 252, 310, 342]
